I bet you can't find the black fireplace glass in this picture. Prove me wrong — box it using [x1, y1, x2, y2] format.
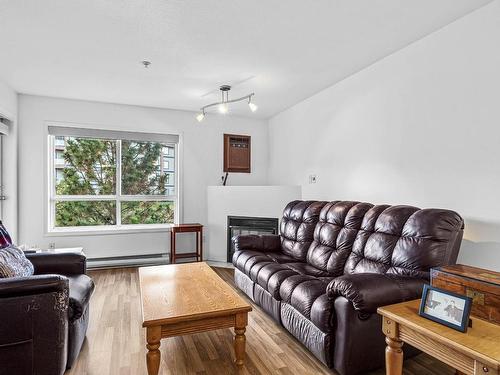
[227, 216, 279, 262]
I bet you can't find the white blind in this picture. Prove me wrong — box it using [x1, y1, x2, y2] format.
[48, 126, 179, 144]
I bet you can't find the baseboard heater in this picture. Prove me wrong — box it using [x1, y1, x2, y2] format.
[87, 253, 169, 269]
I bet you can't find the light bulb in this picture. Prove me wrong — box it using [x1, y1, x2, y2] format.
[218, 103, 229, 114]
[196, 112, 205, 122]
[248, 102, 258, 112]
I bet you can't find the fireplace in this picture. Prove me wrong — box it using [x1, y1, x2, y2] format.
[227, 216, 279, 262]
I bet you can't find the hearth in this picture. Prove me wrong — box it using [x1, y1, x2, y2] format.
[227, 216, 279, 262]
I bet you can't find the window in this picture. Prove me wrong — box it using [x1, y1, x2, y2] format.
[48, 126, 179, 232]
[54, 136, 65, 147]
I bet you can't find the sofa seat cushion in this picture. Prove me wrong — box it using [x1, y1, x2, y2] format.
[233, 250, 295, 275]
[284, 262, 330, 277]
[265, 252, 296, 263]
[68, 274, 95, 322]
[280, 274, 335, 332]
[233, 250, 332, 304]
[255, 263, 298, 299]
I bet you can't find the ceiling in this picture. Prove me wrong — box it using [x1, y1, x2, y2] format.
[0, 0, 492, 119]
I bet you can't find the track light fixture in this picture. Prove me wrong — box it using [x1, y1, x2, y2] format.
[196, 85, 257, 122]
[196, 110, 205, 122]
[218, 102, 229, 114]
[248, 96, 258, 112]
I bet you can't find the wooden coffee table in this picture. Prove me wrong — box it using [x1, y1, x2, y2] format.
[139, 262, 252, 375]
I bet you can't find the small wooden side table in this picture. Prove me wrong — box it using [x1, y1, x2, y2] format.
[170, 223, 203, 263]
[378, 299, 500, 375]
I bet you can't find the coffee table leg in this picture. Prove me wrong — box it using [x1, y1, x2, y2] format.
[146, 326, 161, 375]
[385, 337, 403, 375]
[234, 313, 248, 366]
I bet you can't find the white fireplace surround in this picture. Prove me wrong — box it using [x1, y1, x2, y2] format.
[206, 185, 301, 263]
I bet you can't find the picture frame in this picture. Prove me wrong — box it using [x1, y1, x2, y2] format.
[419, 284, 472, 333]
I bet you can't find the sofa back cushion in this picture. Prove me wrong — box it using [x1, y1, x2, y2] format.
[306, 201, 373, 275]
[280, 200, 327, 261]
[306, 201, 464, 279]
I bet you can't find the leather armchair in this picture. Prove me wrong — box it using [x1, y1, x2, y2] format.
[0, 252, 94, 375]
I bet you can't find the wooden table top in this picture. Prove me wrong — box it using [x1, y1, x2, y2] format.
[378, 299, 500, 368]
[139, 262, 251, 327]
[171, 223, 202, 229]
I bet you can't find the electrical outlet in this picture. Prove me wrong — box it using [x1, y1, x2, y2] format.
[309, 175, 317, 184]
[48, 242, 56, 250]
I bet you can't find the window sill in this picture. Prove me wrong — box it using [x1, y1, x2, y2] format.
[46, 224, 173, 237]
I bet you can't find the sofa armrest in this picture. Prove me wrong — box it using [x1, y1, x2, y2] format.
[232, 234, 281, 252]
[0, 274, 69, 298]
[26, 252, 87, 276]
[326, 273, 426, 313]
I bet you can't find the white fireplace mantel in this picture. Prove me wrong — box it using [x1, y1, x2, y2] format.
[206, 185, 301, 262]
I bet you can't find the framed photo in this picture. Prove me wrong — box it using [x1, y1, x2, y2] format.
[419, 284, 472, 332]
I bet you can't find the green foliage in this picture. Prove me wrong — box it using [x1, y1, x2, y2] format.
[121, 141, 167, 195]
[56, 201, 116, 226]
[55, 138, 174, 227]
[121, 201, 174, 224]
[56, 138, 116, 195]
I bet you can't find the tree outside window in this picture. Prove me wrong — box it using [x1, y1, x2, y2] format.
[51, 135, 176, 229]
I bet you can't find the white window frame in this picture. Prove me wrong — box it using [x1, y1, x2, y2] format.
[46, 126, 181, 235]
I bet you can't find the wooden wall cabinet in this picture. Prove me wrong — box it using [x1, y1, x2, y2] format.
[223, 134, 251, 173]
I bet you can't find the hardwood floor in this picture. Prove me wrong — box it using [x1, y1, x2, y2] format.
[67, 266, 454, 375]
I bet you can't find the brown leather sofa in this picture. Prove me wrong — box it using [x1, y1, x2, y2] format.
[232, 200, 464, 375]
[0, 252, 94, 375]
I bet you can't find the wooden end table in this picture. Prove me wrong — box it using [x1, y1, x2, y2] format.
[378, 299, 500, 375]
[139, 262, 252, 375]
[170, 223, 203, 263]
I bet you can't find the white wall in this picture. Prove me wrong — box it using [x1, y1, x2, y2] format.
[18, 95, 268, 259]
[268, 1, 500, 271]
[0, 79, 18, 241]
[0, 81, 16, 118]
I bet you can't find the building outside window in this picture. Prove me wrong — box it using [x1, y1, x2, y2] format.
[54, 136, 66, 147]
[48, 126, 179, 232]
